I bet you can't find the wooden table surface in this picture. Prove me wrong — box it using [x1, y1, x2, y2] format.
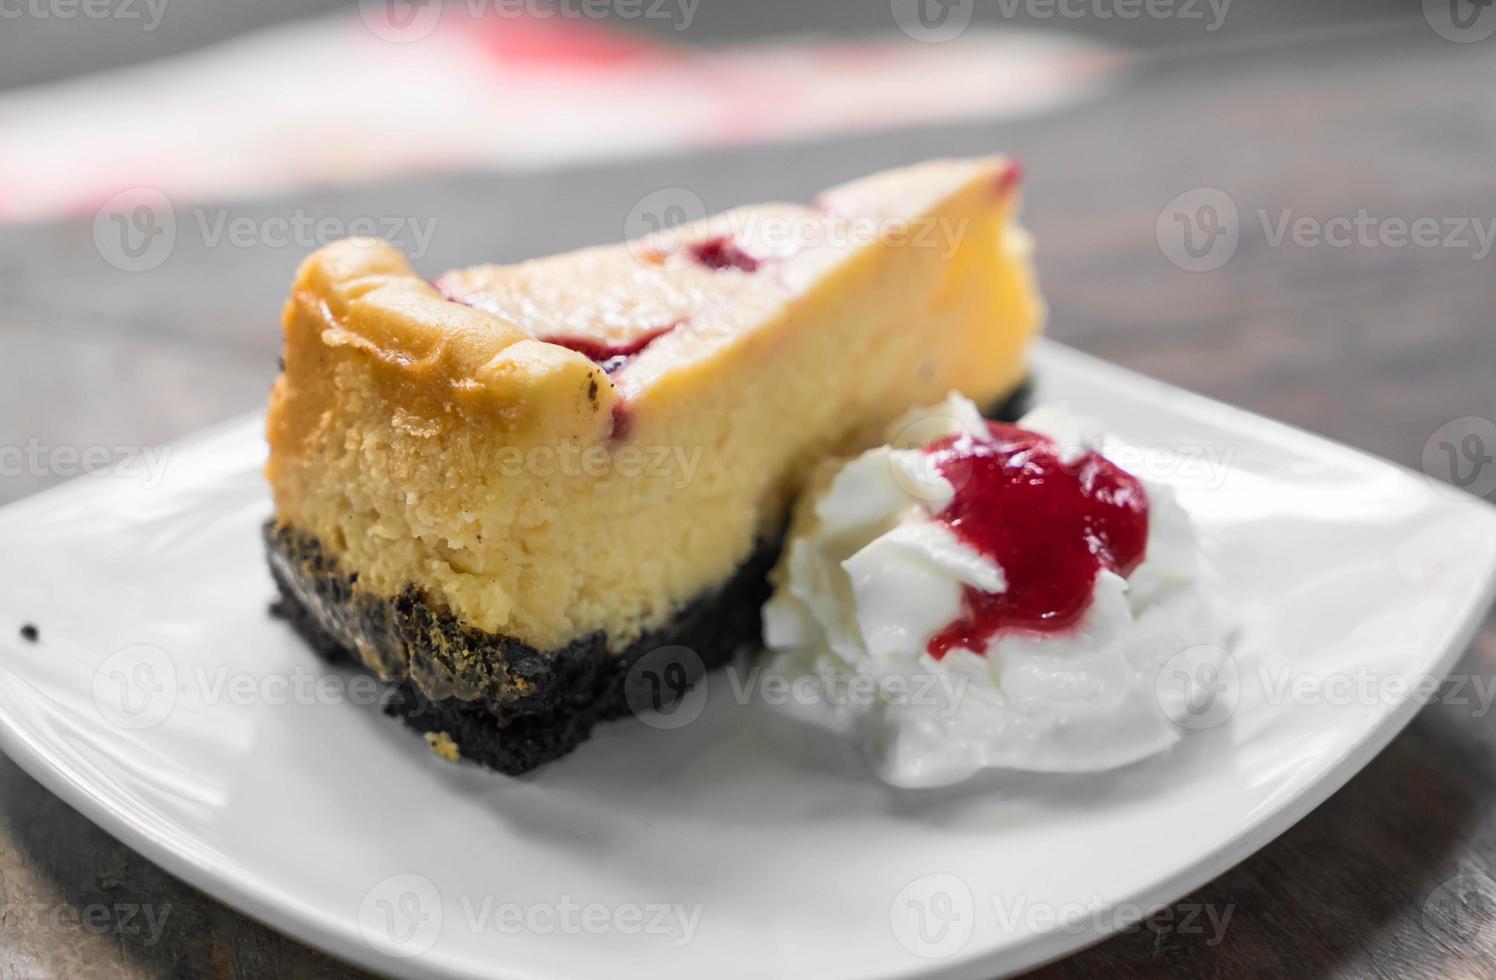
[3, 19, 1495, 980]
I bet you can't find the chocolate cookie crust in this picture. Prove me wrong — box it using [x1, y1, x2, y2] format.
[267, 522, 777, 774]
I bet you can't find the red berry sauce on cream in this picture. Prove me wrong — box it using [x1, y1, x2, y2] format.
[925, 422, 1149, 660]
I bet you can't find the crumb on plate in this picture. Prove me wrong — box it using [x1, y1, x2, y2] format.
[423, 731, 461, 763]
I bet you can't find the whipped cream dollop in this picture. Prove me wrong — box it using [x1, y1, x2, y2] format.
[761, 394, 1232, 788]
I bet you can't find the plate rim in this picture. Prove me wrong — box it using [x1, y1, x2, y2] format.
[1, 339, 1494, 980]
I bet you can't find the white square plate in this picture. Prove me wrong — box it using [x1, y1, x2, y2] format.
[1, 342, 1493, 980]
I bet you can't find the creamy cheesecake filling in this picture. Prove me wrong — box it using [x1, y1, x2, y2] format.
[266, 157, 1043, 655]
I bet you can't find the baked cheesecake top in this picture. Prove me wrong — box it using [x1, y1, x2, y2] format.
[283, 157, 1022, 441]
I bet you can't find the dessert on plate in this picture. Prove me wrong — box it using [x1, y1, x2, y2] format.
[264, 157, 1043, 773]
[761, 394, 1234, 787]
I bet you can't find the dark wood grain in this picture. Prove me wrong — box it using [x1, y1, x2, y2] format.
[2, 18, 1494, 980]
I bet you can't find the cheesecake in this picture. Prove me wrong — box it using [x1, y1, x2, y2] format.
[264, 156, 1044, 773]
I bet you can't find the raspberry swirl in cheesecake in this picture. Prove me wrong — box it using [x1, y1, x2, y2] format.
[761, 394, 1233, 787]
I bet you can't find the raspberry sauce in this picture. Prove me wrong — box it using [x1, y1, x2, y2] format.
[610, 403, 634, 441]
[539, 325, 675, 375]
[993, 161, 1024, 199]
[689, 236, 761, 273]
[537, 327, 681, 440]
[924, 423, 1149, 660]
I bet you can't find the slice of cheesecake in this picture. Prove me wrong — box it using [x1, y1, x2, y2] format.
[265, 156, 1043, 773]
